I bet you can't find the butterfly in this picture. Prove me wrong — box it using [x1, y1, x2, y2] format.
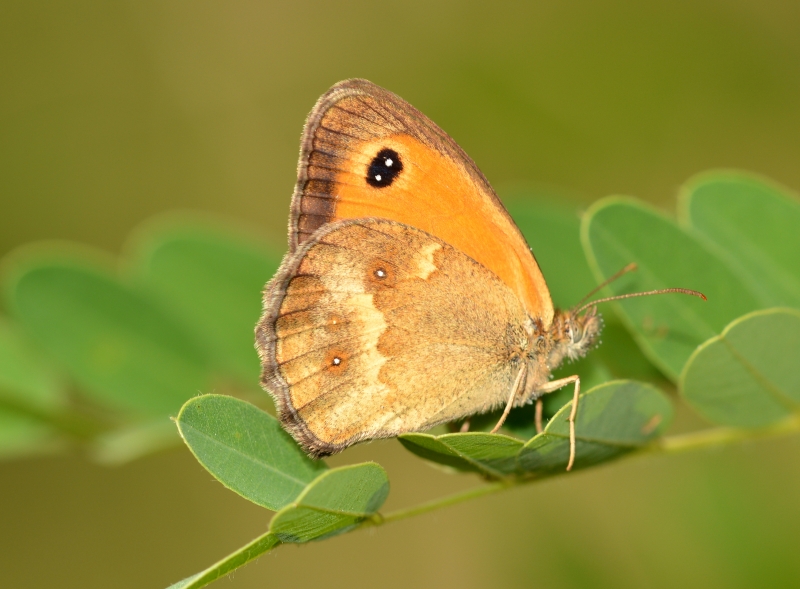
[255, 79, 701, 470]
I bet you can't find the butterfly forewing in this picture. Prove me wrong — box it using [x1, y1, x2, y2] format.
[290, 79, 554, 327]
[257, 219, 530, 456]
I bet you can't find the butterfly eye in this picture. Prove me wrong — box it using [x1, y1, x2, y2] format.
[366, 148, 403, 188]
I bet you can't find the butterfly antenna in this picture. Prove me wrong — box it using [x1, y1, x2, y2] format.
[572, 263, 639, 311]
[574, 288, 706, 316]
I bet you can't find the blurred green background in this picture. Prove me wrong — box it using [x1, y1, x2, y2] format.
[2, 1, 800, 588]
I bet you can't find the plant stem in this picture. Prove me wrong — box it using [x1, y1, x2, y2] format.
[172, 419, 800, 589]
[649, 415, 800, 455]
[373, 418, 800, 526]
[379, 479, 517, 524]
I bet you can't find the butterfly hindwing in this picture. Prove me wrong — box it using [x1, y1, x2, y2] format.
[257, 219, 529, 456]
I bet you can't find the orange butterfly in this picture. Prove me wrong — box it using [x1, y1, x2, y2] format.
[255, 79, 700, 470]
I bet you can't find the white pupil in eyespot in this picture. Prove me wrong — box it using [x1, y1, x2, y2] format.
[332, 357, 341, 366]
[375, 174, 382, 181]
[385, 158, 393, 167]
[375, 269, 386, 278]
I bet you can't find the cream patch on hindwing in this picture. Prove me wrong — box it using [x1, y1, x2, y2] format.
[298, 264, 390, 439]
[414, 242, 441, 279]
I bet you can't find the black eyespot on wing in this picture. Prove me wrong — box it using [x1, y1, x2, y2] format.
[366, 148, 403, 188]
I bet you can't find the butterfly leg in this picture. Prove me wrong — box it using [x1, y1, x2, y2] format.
[535, 399, 543, 434]
[535, 375, 581, 471]
[490, 364, 528, 434]
[459, 420, 471, 433]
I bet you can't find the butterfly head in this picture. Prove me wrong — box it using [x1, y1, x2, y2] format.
[546, 306, 603, 368]
[539, 263, 707, 373]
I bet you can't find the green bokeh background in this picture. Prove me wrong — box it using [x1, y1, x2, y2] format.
[2, 1, 800, 587]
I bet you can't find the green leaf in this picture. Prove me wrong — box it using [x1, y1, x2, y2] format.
[269, 462, 389, 543]
[165, 462, 389, 588]
[0, 318, 63, 411]
[680, 308, 800, 428]
[679, 171, 800, 308]
[176, 395, 326, 510]
[582, 197, 761, 380]
[2, 245, 211, 415]
[0, 317, 129, 457]
[127, 217, 282, 383]
[165, 532, 280, 589]
[403, 382, 672, 477]
[0, 318, 63, 455]
[517, 380, 673, 474]
[398, 432, 524, 478]
[0, 411, 58, 458]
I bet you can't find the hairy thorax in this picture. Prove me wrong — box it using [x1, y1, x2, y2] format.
[520, 307, 603, 402]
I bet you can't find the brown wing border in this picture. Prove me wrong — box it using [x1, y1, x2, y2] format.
[256, 226, 337, 457]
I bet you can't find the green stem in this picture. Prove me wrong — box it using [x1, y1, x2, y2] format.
[170, 420, 800, 589]
[375, 417, 800, 526]
[650, 415, 800, 455]
[379, 479, 516, 524]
